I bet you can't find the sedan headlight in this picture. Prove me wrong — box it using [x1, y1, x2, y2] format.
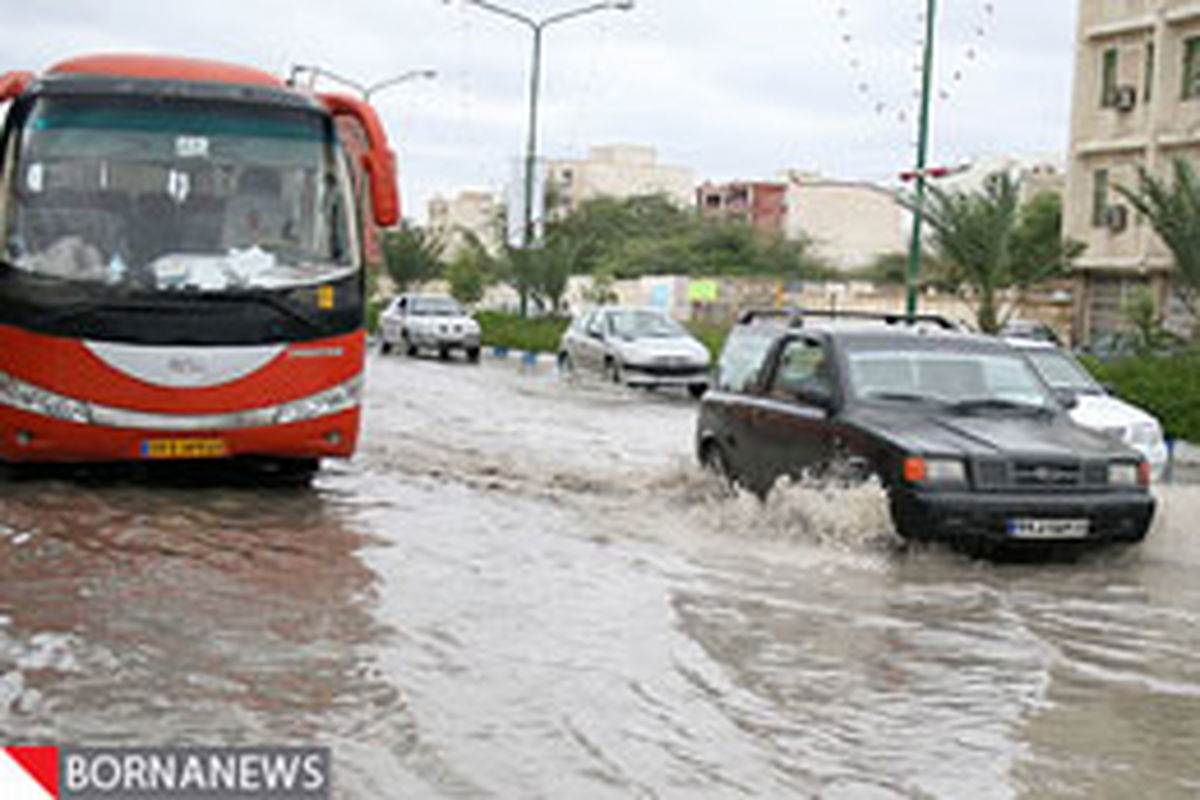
[903, 456, 967, 485]
[0, 371, 92, 424]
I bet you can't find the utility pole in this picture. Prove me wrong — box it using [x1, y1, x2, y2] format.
[905, 0, 938, 316]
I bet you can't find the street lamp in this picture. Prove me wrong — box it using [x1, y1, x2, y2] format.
[461, 0, 634, 259]
[288, 65, 437, 101]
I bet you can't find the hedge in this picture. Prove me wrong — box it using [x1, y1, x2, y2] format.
[1084, 349, 1200, 443]
[476, 311, 570, 354]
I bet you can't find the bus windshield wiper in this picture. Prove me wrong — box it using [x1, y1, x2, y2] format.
[203, 290, 325, 334]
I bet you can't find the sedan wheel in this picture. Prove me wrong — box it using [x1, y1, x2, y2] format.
[605, 359, 623, 385]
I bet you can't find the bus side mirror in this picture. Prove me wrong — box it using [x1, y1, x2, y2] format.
[0, 72, 33, 103]
[318, 92, 400, 228]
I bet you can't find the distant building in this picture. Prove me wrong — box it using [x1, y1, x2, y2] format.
[1066, 0, 1200, 343]
[543, 144, 695, 217]
[940, 155, 1067, 204]
[427, 189, 501, 261]
[781, 172, 907, 272]
[696, 181, 788, 234]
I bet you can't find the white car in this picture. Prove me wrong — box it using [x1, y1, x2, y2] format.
[380, 293, 481, 362]
[1010, 339, 1169, 477]
[558, 306, 711, 398]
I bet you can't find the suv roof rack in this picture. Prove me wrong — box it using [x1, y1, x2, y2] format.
[737, 307, 959, 330]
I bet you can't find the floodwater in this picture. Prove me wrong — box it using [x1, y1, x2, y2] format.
[2, 353, 1199, 799]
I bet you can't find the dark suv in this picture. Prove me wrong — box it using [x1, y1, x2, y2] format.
[695, 310, 1156, 550]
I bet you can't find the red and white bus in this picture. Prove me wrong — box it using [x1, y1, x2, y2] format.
[0, 55, 398, 476]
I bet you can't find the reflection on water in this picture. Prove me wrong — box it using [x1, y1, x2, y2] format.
[0, 475, 404, 789]
[0, 355, 1198, 798]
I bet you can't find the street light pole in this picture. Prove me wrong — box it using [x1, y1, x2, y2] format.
[288, 64, 437, 100]
[904, 0, 938, 317]
[462, 0, 634, 259]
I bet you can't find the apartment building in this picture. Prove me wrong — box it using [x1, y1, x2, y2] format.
[1066, 0, 1200, 343]
[543, 144, 695, 217]
[427, 189, 502, 261]
[696, 181, 788, 234]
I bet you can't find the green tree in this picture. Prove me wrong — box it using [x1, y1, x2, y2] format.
[1117, 156, 1200, 327]
[381, 221, 444, 291]
[914, 173, 1080, 333]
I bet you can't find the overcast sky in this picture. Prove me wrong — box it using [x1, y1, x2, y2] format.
[2, 1, 1078, 222]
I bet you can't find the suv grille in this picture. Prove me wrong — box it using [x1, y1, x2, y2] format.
[972, 459, 1109, 490]
[1013, 461, 1080, 487]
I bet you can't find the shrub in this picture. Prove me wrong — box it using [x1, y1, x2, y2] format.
[476, 311, 569, 354]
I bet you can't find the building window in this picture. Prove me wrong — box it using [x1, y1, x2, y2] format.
[1092, 169, 1110, 228]
[1101, 48, 1119, 106]
[1183, 36, 1200, 99]
[1145, 40, 1155, 102]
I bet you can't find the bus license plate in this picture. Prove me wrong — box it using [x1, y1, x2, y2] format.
[1007, 518, 1090, 540]
[142, 438, 228, 459]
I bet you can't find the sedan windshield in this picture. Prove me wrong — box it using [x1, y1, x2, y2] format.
[609, 310, 685, 339]
[847, 347, 1055, 409]
[1023, 348, 1104, 394]
[2, 94, 357, 293]
[410, 296, 463, 316]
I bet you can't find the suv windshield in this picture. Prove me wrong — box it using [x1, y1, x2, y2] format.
[1023, 348, 1103, 394]
[2, 94, 357, 293]
[609, 310, 685, 339]
[846, 346, 1054, 408]
[411, 296, 463, 316]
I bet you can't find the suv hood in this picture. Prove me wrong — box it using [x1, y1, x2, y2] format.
[850, 406, 1138, 461]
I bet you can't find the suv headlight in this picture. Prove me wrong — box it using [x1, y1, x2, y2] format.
[1109, 461, 1150, 488]
[903, 456, 967, 485]
[0, 371, 92, 424]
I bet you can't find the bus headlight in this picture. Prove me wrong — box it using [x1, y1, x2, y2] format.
[274, 377, 362, 425]
[0, 372, 92, 424]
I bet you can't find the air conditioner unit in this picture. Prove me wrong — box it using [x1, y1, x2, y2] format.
[1113, 85, 1137, 112]
[1105, 204, 1129, 232]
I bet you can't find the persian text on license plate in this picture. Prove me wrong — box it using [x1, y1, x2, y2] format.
[1006, 518, 1090, 540]
[141, 438, 228, 459]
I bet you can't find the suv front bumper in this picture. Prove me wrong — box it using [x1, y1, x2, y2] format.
[891, 488, 1156, 544]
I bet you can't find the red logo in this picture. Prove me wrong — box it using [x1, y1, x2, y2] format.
[1, 747, 59, 798]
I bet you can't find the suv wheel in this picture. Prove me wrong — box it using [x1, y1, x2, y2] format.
[688, 383, 707, 400]
[701, 441, 738, 495]
[380, 339, 393, 355]
[403, 333, 417, 357]
[466, 347, 481, 363]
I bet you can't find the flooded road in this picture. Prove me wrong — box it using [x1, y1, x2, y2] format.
[2, 352, 1200, 798]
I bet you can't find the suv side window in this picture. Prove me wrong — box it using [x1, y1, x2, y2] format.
[768, 337, 831, 399]
[716, 323, 781, 392]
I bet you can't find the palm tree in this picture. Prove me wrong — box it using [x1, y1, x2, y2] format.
[1117, 156, 1200, 326]
[912, 172, 1079, 333]
[381, 221, 445, 292]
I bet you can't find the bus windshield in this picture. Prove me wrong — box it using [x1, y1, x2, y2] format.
[2, 94, 359, 293]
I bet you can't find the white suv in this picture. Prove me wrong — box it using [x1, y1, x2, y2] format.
[1010, 339, 1169, 478]
[380, 294, 481, 362]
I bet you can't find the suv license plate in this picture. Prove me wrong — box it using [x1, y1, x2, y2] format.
[1007, 518, 1090, 540]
